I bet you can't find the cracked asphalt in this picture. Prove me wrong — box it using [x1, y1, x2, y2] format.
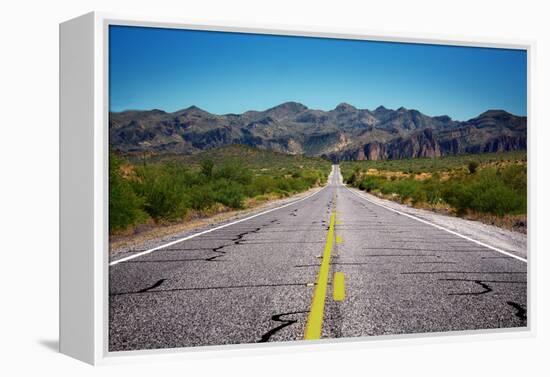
[109, 165, 527, 352]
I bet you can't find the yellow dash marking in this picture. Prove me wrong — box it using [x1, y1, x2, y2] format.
[304, 212, 336, 340]
[336, 235, 343, 244]
[333, 272, 345, 301]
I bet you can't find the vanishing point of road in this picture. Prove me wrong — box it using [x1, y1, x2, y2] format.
[109, 165, 527, 351]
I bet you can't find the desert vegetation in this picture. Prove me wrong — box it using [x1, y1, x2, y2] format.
[341, 151, 527, 231]
[109, 145, 331, 234]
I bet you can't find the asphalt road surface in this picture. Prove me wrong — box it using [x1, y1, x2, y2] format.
[109, 165, 527, 351]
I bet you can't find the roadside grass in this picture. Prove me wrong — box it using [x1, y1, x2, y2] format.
[341, 151, 527, 231]
[109, 145, 331, 235]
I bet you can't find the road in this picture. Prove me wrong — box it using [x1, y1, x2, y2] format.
[109, 165, 527, 351]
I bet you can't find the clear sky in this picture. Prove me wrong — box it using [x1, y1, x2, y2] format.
[109, 25, 527, 121]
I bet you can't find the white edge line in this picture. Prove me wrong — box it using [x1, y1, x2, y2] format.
[344, 185, 527, 263]
[110, 179, 332, 266]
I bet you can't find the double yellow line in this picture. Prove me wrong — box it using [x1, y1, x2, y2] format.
[304, 212, 336, 340]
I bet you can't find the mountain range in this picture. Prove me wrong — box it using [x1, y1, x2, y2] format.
[109, 102, 527, 161]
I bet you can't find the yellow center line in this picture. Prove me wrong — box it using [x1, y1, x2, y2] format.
[333, 272, 346, 301]
[304, 211, 336, 340]
[336, 235, 343, 244]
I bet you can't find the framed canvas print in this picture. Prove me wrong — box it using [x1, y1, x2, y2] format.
[60, 12, 532, 365]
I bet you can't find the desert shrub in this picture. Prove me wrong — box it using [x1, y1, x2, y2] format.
[442, 168, 525, 215]
[442, 182, 473, 215]
[275, 177, 292, 194]
[248, 176, 273, 196]
[132, 165, 189, 220]
[358, 176, 383, 192]
[346, 169, 360, 186]
[500, 164, 527, 193]
[212, 179, 246, 209]
[410, 186, 428, 205]
[469, 183, 522, 215]
[188, 184, 216, 210]
[467, 169, 525, 215]
[381, 179, 423, 203]
[200, 159, 214, 178]
[214, 161, 252, 185]
[109, 153, 148, 232]
[300, 170, 322, 186]
[423, 178, 443, 205]
[393, 180, 417, 199]
[289, 177, 309, 192]
[468, 161, 479, 174]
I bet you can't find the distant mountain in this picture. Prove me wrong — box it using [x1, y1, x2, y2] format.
[109, 102, 527, 161]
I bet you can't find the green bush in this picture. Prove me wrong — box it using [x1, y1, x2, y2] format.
[467, 169, 525, 215]
[200, 159, 214, 178]
[442, 182, 474, 215]
[392, 180, 419, 200]
[132, 165, 189, 220]
[358, 176, 383, 192]
[423, 178, 443, 205]
[441, 168, 525, 216]
[109, 153, 148, 232]
[470, 183, 522, 215]
[468, 161, 479, 174]
[300, 170, 322, 186]
[187, 184, 215, 210]
[212, 179, 245, 209]
[500, 164, 527, 193]
[249, 175, 276, 196]
[214, 161, 252, 185]
[345, 172, 357, 185]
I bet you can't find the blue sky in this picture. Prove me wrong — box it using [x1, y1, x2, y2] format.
[109, 25, 527, 121]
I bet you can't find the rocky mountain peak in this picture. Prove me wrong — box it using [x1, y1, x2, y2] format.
[334, 103, 357, 112]
[266, 101, 307, 114]
[175, 105, 209, 115]
[373, 105, 392, 116]
[433, 115, 452, 123]
[477, 109, 512, 118]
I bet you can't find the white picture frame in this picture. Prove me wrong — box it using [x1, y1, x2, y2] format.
[59, 11, 534, 365]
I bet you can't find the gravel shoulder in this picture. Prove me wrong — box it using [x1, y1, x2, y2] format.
[347, 186, 527, 260]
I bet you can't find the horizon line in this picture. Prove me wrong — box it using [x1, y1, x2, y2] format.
[109, 101, 526, 122]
